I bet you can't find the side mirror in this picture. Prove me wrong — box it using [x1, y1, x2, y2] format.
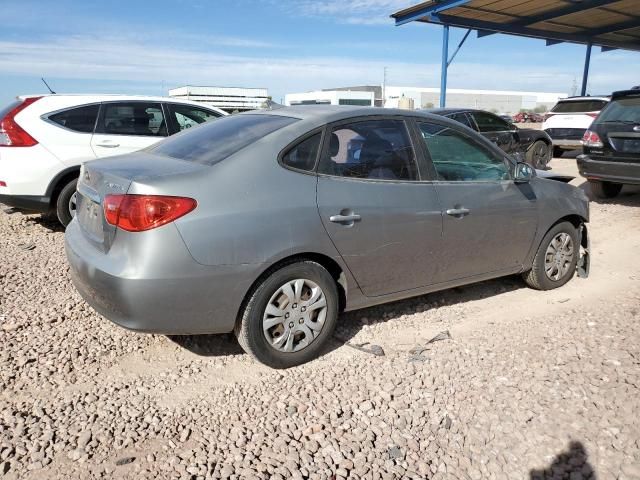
[514, 162, 535, 183]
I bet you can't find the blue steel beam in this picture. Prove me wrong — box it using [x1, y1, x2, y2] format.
[581, 43, 593, 96]
[393, 0, 471, 26]
[440, 25, 450, 107]
[447, 29, 472, 67]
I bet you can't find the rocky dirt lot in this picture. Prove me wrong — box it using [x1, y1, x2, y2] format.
[1, 160, 639, 480]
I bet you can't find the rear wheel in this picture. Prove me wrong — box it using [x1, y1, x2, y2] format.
[589, 180, 622, 199]
[235, 261, 339, 368]
[523, 221, 579, 291]
[553, 146, 564, 158]
[55, 178, 78, 227]
[526, 140, 551, 169]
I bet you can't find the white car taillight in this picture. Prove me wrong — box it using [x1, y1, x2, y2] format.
[0, 97, 42, 147]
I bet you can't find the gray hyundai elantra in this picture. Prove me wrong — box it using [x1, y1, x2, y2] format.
[65, 106, 590, 368]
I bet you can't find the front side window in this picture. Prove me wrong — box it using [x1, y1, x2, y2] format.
[318, 119, 418, 181]
[48, 104, 99, 133]
[152, 114, 298, 166]
[168, 104, 222, 132]
[281, 133, 322, 171]
[97, 102, 167, 136]
[470, 112, 511, 132]
[418, 122, 510, 182]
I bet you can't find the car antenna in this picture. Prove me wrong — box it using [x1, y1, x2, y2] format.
[41, 78, 56, 94]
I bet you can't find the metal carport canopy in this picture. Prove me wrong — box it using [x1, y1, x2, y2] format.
[391, 0, 640, 107]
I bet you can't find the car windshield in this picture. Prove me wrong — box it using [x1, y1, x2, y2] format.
[551, 99, 608, 113]
[593, 96, 640, 124]
[151, 114, 298, 165]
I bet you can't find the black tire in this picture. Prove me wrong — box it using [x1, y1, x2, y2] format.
[589, 180, 622, 199]
[523, 221, 579, 291]
[526, 140, 551, 169]
[553, 146, 564, 158]
[55, 178, 78, 227]
[235, 261, 339, 368]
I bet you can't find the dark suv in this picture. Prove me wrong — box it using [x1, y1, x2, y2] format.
[577, 90, 640, 198]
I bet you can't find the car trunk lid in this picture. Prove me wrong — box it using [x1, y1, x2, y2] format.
[75, 151, 207, 250]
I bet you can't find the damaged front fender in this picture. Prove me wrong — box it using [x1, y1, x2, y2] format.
[577, 223, 590, 278]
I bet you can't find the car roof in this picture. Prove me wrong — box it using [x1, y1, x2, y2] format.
[611, 89, 640, 100]
[15, 94, 227, 111]
[556, 96, 610, 102]
[244, 105, 457, 124]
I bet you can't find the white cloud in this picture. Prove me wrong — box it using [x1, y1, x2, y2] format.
[269, 0, 414, 25]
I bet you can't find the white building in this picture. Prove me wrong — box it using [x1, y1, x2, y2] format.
[285, 90, 374, 107]
[169, 86, 269, 113]
[383, 86, 567, 113]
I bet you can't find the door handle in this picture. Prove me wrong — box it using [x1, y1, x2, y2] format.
[329, 214, 361, 224]
[446, 208, 470, 217]
[96, 142, 120, 148]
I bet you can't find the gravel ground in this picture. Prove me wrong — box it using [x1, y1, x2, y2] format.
[1, 160, 639, 480]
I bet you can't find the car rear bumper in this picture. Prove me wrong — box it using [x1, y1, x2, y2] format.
[577, 154, 640, 185]
[552, 139, 583, 149]
[0, 194, 50, 213]
[64, 220, 259, 335]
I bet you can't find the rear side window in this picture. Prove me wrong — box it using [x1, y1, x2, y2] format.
[48, 105, 99, 133]
[168, 104, 222, 132]
[281, 133, 322, 171]
[318, 119, 419, 181]
[96, 102, 167, 136]
[594, 96, 640, 124]
[152, 114, 298, 166]
[552, 100, 608, 113]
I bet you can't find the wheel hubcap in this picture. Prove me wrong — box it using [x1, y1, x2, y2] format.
[263, 279, 328, 353]
[68, 192, 77, 218]
[544, 233, 574, 281]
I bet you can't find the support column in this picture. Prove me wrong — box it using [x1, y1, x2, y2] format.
[440, 25, 450, 108]
[581, 43, 592, 96]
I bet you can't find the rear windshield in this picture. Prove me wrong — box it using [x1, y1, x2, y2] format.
[152, 114, 298, 165]
[551, 99, 608, 113]
[594, 96, 640, 124]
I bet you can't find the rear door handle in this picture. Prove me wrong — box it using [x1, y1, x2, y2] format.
[446, 208, 470, 217]
[96, 142, 120, 148]
[329, 214, 361, 223]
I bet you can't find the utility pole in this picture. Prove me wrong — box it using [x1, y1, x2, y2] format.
[382, 66, 388, 107]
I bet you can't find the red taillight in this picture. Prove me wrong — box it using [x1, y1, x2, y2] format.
[104, 194, 197, 232]
[0, 97, 41, 147]
[582, 130, 603, 148]
[0, 181, 6, 187]
[586, 113, 599, 118]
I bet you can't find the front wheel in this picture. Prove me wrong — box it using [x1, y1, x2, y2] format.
[589, 180, 622, 199]
[55, 178, 78, 227]
[526, 140, 551, 169]
[523, 221, 579, 291]
[235, 261, 339, 368]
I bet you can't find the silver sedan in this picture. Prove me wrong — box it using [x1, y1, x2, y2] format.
[65, 106, 590, 368]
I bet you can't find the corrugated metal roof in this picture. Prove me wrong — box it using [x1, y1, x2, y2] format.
[392, 0, 640, 51]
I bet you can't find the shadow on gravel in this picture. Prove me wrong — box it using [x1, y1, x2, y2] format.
[333, 275, 525, 345]
[168, 333, 245, 357]
[530, 441, 596, 480]
[25, 213, 65, 233]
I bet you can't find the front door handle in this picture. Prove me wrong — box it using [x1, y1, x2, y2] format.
[96, 142, 120, 148]
[329, 213, 361, 224]
[446, 207, 470, 217]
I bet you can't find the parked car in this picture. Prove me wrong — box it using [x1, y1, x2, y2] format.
[513, 112, 544, 123]
[577, 89, 640, 198]
[543, 96, 609, 157]
[65, 106, 590, 368]
[429, 108, 553, 169]
[0, 94, 226, 226]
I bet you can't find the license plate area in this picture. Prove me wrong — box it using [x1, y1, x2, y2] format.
[76, 192, 104, 242]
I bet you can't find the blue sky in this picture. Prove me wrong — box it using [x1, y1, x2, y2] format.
[1, 0, 638, 106]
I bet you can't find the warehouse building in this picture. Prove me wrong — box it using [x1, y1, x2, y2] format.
[169, 86, 270, 113]
[285, 90, 375, 107]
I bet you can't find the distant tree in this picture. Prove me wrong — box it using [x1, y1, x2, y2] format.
[533, 105, 547, 113]
[490, 108, 499, 114]
[423, 102, 435, 109]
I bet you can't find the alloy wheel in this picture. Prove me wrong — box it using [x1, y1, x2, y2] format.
[544, 233, 574, 281]
[68, 192, 77, 218]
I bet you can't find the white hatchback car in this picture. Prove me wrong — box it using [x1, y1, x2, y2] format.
[542, 96, 609, 157]
[0, 95, 226, 225]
